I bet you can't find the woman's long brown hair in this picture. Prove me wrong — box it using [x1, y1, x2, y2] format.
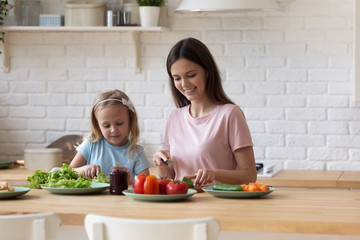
[166, 37, 234, 108]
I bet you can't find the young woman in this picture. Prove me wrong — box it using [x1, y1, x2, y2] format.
[70, 89, 150, 184]
[153, 38, 257, 187]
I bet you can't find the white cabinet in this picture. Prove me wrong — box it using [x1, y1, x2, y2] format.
[0, 26, 168, 73]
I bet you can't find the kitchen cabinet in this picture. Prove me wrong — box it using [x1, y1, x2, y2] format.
[0, 26, 168, 73]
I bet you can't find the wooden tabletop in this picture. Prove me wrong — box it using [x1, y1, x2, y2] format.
[0, 166, 35, 185]
[1, 166, 360, 235]
[1, 187, 360, 236]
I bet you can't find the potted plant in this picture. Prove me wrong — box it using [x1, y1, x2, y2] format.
[136, 0, 164, 27]
[0, 0, 9, 54]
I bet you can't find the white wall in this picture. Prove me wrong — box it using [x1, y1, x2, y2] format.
[1, 0, 359, 171]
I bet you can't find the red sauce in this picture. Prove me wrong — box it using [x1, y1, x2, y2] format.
[110, 167, 128, 195]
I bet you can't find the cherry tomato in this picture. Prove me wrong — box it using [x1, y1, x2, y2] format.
[134, 174, 146, 194]
[157, 177, 171, 194]
[166, 180, 188, 195]
[144, 175, 159, 194]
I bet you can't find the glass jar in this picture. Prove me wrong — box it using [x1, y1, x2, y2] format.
[17, 0, 41, 26]
[110, 166, 128, 195]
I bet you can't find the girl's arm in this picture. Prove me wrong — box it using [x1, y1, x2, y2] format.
[184, 146, 257, 186]
[152, 150, 175, 179]
[70, 152, 101, 179]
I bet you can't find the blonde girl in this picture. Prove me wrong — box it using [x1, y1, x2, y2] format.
[71, 89, 150, 184]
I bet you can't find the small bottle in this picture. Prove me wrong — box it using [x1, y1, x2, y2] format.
[110, 163, 128, 195]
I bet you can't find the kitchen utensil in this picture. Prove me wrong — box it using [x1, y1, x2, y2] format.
[65, 1, 106, 26]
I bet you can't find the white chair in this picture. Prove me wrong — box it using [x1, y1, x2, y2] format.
[84, 213, 220, 240]
[0, 212, 61, 240]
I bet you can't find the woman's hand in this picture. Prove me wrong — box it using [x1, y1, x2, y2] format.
[152, 150, 171, 168]
[184, 169, 216, 187]
[153, 150, 175, 179]
[81, 165, 101, 179]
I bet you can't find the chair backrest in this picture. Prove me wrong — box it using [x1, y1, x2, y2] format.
[0, 212, 61, 240]
[85, 214, 220, 240]
[46, 134, 83, 162]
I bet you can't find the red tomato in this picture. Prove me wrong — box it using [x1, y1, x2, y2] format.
[134, 174, 146, 194]
[166, 180, 188, 195]
[157, 177, 171, 194]
[144, 175, 159, 194]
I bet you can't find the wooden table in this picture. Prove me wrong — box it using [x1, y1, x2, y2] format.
[1, 187, 360, 236]
[1, 166, 360, 236]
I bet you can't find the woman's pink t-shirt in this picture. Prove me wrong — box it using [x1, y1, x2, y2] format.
[163, 104, 253, 180]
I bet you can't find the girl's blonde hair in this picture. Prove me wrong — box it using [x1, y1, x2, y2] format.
[84, 89, 140, 154]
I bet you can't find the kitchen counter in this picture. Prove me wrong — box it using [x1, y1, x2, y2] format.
[257, 170, 360, 188]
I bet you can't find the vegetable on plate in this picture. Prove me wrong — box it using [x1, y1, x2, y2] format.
[134, 174, 147, 194]
[157, 177, 171, 194]
[213, 183, 243, 191]
[181, 177, 194, 188]
[24, 163, 110, 189]
[166, 180, 188, 195]
[212, 182, 270, 192]
[144, 175, 159, 194]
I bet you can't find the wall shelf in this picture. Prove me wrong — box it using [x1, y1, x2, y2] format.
[0, 26, 168, 73]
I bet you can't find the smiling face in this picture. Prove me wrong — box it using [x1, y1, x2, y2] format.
[170, 58, 208, 104]
[95, 104, 130, 147]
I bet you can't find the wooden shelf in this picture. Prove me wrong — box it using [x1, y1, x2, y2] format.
[0, 26, 168, 32]
[0, 26, 169, 73]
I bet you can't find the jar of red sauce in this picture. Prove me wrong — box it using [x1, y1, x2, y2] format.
[110, 166, 128, 195]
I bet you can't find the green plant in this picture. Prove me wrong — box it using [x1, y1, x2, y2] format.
[0, 0, 9, 54]
[136, 0, 164, 7]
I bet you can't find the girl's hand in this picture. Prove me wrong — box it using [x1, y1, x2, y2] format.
[82, 165, 101, 179]
[152, 150, 171, 168]
[184, 169, 216, 187]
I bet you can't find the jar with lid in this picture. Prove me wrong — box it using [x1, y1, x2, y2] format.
[110, 165, 128, 195]
[17, 0, 42, 26]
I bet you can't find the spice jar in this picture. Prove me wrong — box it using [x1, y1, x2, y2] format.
[110, 165, 128, 195]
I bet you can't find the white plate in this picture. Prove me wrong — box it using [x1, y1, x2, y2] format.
[41, 182, 110, 195]
[202, 186, 275, 199]
[0, 186, 31, 199]
[123, 189, 197, 202]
